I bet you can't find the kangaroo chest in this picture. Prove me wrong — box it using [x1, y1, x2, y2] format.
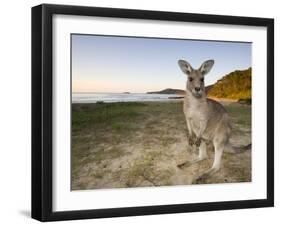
[184, 97, 208, 121]
[184, 97, 209, 136]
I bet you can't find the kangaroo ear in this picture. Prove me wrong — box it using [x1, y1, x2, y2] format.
[199, 60, 214, 75]
[178, 60, 193, 75]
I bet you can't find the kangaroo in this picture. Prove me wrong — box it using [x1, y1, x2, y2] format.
[177, 59, 251, 182]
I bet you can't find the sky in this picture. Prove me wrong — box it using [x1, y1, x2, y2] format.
[72, 34, 251, 93]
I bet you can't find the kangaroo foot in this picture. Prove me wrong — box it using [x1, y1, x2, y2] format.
[177, 157, 207, 169]
[177, 161, 192, 169]
[193, 167, 219, 184]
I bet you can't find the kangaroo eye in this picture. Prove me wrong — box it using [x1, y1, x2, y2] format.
[189, 77, 193, 82]
[200, 78, 204, 82]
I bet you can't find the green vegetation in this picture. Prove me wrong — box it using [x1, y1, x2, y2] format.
[71, 102, 185, 189]
[208, 67, 251, 100]
[72, 102, 145, 132]
[225, 104, 251, 128]
[72, 101, 251, 190]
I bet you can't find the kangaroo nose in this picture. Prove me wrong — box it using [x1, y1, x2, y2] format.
[195, 87, 201, 92]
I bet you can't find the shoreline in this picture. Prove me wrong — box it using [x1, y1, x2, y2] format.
[72, 97, 251, 106]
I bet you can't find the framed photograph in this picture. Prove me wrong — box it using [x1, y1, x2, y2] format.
[32, 4, 274, 221]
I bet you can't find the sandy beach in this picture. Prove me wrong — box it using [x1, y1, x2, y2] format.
[71, 100, 251, 190]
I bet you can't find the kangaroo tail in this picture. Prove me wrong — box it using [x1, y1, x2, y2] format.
[225, 142, 251, 154]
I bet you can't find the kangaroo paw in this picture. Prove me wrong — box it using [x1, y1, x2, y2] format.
[188, 138, 194, 146]
[195, 138, 202, 147]
[188, 135, 196, 146]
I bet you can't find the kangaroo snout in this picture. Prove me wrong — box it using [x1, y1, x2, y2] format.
[194, 87, 201, 92]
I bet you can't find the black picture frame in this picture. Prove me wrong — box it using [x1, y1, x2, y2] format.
[32, 3, 274, 222]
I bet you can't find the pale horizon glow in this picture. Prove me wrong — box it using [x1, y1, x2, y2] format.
[72, 34, 251, 93]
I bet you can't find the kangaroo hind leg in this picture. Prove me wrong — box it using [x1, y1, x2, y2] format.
[194, 139, 226, 183]
[177, 141, 208, 169]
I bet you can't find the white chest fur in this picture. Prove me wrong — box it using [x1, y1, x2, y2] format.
[183, 93, 209, 135]
[184, 94, 208, 120]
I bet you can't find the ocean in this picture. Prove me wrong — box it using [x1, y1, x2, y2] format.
[72, 93, 184, 103]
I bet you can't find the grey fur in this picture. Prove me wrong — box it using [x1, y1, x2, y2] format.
[177, 59, 250, 182]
